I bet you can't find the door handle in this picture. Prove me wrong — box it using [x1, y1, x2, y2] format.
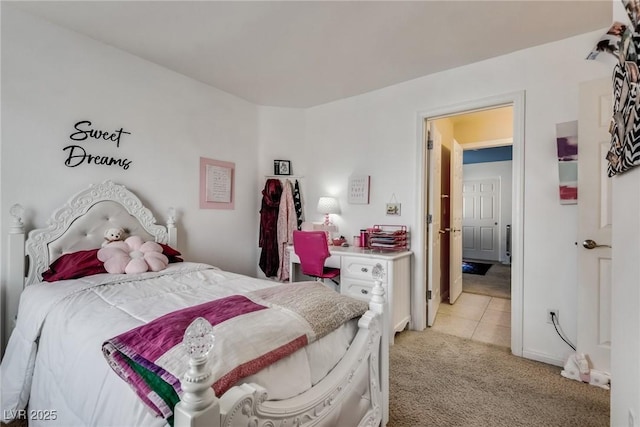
[582, 239, 611, 249]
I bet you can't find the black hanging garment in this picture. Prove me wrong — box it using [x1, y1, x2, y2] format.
[259, 179, 283, 277]
[293, 179, 304, 230]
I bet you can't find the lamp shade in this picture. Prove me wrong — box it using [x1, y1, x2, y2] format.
[317, 197, 340, 214]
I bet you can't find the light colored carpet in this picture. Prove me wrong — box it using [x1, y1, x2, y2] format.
[462, 262, 511, 300]
[389, 328, 609, 427]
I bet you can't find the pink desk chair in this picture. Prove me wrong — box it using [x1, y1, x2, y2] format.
[292, 230, 340, 285]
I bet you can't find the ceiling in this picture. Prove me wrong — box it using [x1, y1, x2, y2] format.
[6, 1, 612, 108]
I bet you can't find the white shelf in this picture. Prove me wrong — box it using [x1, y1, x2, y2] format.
[264, 175, 304, 179]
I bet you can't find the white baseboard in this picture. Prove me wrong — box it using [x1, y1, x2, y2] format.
[522, 349, 565, 367]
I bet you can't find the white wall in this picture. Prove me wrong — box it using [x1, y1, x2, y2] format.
[463, 160, 513, 263]
[0, 7, 262, 348]
[260, 30, 613, 368]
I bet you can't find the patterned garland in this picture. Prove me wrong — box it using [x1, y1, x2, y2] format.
[603, 1, 640, 176]
[607, 53, 640, 175]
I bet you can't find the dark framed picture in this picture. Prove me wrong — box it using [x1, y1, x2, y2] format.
[274, 159, 291, 175]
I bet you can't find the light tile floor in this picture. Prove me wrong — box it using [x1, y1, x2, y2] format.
[432, 292, 511, 348]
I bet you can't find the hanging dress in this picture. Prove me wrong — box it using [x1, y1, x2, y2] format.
[277, 180, 297, 281]
[259, 179, 283, 277]
[293, 180, 304, 230]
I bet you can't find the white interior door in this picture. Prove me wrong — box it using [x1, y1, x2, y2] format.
[449, 139, 464, 303]
[462, 178, 500, 261]
[426, 122, 442, 326]
[577, 78, 612, 372]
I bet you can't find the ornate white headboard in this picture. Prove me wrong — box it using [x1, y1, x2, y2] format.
[10, 180, 177, 287]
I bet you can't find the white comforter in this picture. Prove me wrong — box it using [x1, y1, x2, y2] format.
[0, 263, 358, 426]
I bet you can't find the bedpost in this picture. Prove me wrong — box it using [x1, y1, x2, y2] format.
[167, 207, 178, 248]
[371, 263, 389, 426]
[174, 318, 220, 427]
[5, 204, 26, 348]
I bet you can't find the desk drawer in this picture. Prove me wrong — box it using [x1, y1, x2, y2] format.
[341, 257, 388, 283]
[341, 278, 377, 302]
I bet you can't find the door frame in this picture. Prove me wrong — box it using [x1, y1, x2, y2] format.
[414, 91, 525, 356]
[425, 121, 443, 326]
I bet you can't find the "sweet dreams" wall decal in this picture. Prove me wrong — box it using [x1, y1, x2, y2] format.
[63, 120, 133, 170]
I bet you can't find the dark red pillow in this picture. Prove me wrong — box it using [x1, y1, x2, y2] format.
[42, 248, 106, 282]
[42, 243, 184, 282]
[159, 243, 183, 263]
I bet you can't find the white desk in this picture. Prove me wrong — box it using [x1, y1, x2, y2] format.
[288, 245, 412, 343]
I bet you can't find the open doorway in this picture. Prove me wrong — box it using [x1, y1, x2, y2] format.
[418, 93, 524, 355]
[433, 107, 513, 347]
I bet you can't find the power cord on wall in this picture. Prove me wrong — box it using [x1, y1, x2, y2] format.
[550, 312, 576, 351]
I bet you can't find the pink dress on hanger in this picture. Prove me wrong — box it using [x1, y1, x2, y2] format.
[277, 180, 297, 281]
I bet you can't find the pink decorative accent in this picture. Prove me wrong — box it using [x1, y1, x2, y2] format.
[277, 180, 296, 281]
[98, 236, 169, 274]
[316, 197, 340, 226]
[292, 230, 340, 281]
[200, 157, 235, 210]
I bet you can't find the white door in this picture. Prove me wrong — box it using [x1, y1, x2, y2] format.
[449, 140, 464, 303]
[426, 121, 442, 326]
[462, 178, 500, 261]
[577, 78, 612, 372]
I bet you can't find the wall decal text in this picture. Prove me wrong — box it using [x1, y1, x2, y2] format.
[63, 120, 132, 170]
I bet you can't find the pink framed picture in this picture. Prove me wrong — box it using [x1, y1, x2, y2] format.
[199, 157, 235, 209]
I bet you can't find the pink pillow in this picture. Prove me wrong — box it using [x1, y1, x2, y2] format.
[42, 249, 107, 282]
[98, 236, 169, 274]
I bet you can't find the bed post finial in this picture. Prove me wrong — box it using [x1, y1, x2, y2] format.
[9, 204, 25, 233]
[174, 317, 220, 427]
[370, 263, 385, 311]
[167, 207, 178, 248]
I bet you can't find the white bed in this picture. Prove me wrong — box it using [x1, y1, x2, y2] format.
[1, 180, 388, 427]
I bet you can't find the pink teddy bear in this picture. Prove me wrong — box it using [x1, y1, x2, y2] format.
[97, 235, 169, 274]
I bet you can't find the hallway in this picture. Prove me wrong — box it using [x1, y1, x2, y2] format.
[432, 292, 511, 348]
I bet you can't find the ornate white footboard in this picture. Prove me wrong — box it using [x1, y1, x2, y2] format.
[175, 280, 388, 427]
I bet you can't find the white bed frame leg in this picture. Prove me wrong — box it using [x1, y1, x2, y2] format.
[174, 318, 220, 427]
[370, 267, 389, 426]
[174, 361, 220, 427]
[5, 204, 25, 349]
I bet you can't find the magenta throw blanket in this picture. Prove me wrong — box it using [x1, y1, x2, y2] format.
[102, 282, 368, 422]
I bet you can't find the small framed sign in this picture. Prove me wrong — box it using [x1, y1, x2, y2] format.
[274, 160, 291, 175]
[348, 175, 370, 204]
[386, 203, 401, 216]
[200, 157, 235, 209]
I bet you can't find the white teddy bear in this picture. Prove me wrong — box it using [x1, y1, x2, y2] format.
[102, 227, 126, 247]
